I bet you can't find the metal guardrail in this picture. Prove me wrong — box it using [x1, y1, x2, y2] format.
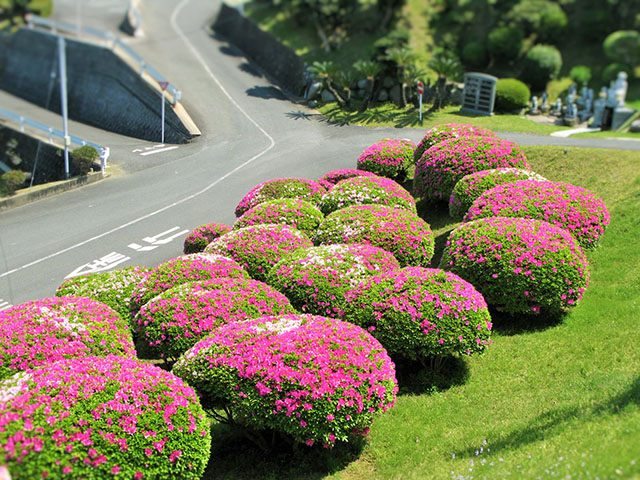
[0, 106, 109, 173]
[25, 14, 181, 105]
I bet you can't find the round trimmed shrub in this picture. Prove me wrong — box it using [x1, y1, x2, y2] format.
[602, 63, 632, 84]
[507, 0, 567, 43]
[318, 175, 417, 215]
[356, 138, 416, 181]
[464, 180, 610, 249]
[0, 355, 211, 479]
[1, 170, 26, 195]
[70, 145, 99, 175]
[234, 198, 324, 237]
[413, 136, 529, 202]
[343, 267, 492, 361]
[603, 30, 640, 65]
[0, 296, 134, 380]
[135, 277, 296, 360]
[569, 65, 592, 87]
[413, 123, 497, 164]
[449, 168, 546, 219]
[317, 169, 378, 190]
[173, 314, 398, 447]
[314, 205, 434, 267]
[205, 224, 313, 282]
[129, 253, 248, 314]
[439, 217, 590, 314]
[183, 223, 231, 254]
[461, 41, 488, 69]
[266, 244, 400, 318]
[488, 26, 524, 61]
[235, 178, 327, 217]
[494, 78, 531, 112]
[55, 266, 152, 329]
[520, 44, 562, 91]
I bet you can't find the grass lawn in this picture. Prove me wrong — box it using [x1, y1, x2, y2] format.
[202, 146, 640, 479]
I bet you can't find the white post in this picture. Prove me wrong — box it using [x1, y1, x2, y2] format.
[58, 36, 70, 180]
[419, 93, 423, 122]
[161, 90, 165, 144]
[75, 0, 82, 36]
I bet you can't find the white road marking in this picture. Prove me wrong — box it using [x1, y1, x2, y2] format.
[140, 146, 179, 156]
[65, 252, 131, 279]
[0, 0, 275, 280]
[0, 300, 12, 311]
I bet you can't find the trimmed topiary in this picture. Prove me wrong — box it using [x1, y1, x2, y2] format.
[461, 41, 488, 69]
[487, 26, 524, 62]
[413, 123, 497, 164]
[569, 65, 592, 87]
[134, 277, 296, 360]
[266, 244, 400, 318]
[520, 44, 562, 91]
[318, 175, 417, 215]
[0, 355, 211, 479]
[0, 296, 134, 380]
[464, 180, 610, 249]
[172, 314, 398, 447]
[1, 170, 26, 195]
[55, 266, 152, 329]
[343, 267, 492, 361]
[129, 253, 248, 315]
[183, 223, 231, 254]
[356, 138, 416, 181]
[439, 216, 590, 314]
[317, 169, 378, 190]
[234, 198, 324, 237]
[70, 145, 99, 175]
[449, 168, 547, 219]
[506, 0, 567, 43]
[603, 30, 640, 66]
[494, 78, 531, 112]
[235, 178, 327, 217]
[314, 205, 434, 267]
[205, 224, 313, 282]
[413, 136, 529, 202]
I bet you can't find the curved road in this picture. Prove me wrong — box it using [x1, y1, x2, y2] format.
[0, 0, 639, 309]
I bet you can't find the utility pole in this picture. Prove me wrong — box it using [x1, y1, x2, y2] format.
[58, 36, 70, 179]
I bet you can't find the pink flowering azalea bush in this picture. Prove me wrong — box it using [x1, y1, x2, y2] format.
[233, 198, 324, 237]
[129, 253, 248, 315]
[439, 217, 590, 314]
[205, 224, 313, 282]
[135, 277, 296, 360]
[413, 136, 529, 202]
[356, 139, 416, 181]
[183, 223, 231, 254]
[449, 168, 548, 219]
[413, 123, 497, 163]
[319, 175, 417, 215]
[0, 355, 211, 479]
[343, 267, 492, 362]
[234, 178, 327, 217]
[464, 180, 610, 249]
[0, 297, 134, 380]
[266, 244, 400, 318]
[56, 266, 152, 329]
[172, 314, 398, 447]
[314, 205, 434, 267]
[317, 169, 378, 190]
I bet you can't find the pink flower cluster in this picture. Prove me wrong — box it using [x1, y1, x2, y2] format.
[440, 216, 590, 314]
[135, 277, 295, 359]
[343, 267, 492, 360]
[205, 224, 313, 282]
[129, 253, 248, 314]
[413, 123, 497, 163]
[317, 169, 378, 191]
[464, 180, 611, 249]
[314, 204, 435, 267]
[267, 244, 400, 317]
[56, 266, 152, 328]
[0, 296, 134, 379]
[234, 198, 324, 237]
[413, 135, 529, 202]
[356, 139, 416, 180]
[234, 178, 327, 217]
[0, 355, 210, 479]
[183, 223, 231, 254]
[173, 314, 398, 447]
[449, 168, 547, 219]
[319, 175, 417, 215]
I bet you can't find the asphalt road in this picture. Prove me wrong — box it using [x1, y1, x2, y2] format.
[0, 0, 639, 310]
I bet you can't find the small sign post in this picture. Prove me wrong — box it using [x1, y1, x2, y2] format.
[158, 81, 169, 143]
[417, 81, 424, 122]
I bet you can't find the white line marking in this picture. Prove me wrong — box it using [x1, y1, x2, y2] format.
[140, 146, 179, 156]
[0, 0, 276, 280]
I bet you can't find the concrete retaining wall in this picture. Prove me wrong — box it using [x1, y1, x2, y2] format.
[0, 29, 192, 144]
[212, 4, 306, 96]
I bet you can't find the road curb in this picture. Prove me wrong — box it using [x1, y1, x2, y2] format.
[0, 172, 104, 212]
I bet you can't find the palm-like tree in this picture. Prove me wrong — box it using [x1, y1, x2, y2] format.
[353, 60, 383, 112]
[427, 49, 462, 112]
[308, 60, 348, 107]
[385, 47, 416, 107]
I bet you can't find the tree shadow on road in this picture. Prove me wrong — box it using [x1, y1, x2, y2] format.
[246, 86, 288, 101]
